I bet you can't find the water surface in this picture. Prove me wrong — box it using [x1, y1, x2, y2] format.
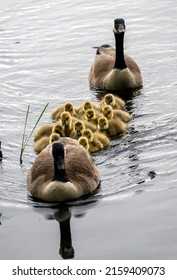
[0, 0, 177, 259]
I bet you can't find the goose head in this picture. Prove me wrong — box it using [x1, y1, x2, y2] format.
[113, 18, 126, 34]
[102, 105, 113, 120]
[98, 117, 109, 131]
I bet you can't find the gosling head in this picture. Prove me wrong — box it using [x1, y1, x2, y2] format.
[60, 112, 71, 127]
[98, 117, 109, 132]
[83, 101, 92, 112]
[74, 120, 85, 137]
[52, 123, 65, 137]
[113, 18, 126, 34]
[64, 102, 74, 116]
[49, 133, 60, 144]
[78, 137, 89, 151]
[82, 129, 93, 143]
[102, 105, 113, 120]
[86, 109, 96, 121]
[104, 94, 115, 107]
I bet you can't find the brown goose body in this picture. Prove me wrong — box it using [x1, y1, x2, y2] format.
[27, 138, 100, 202]
[89, 19, 143, 91]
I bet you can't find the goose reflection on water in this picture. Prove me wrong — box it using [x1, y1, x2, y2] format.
[33, 197, 98, 259]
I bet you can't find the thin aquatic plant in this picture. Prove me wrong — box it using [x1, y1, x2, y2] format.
[20, 102, 49, 164]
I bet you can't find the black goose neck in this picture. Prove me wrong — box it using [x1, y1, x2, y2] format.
[53, 156, 69, 183]
[114, 32, 127, 70]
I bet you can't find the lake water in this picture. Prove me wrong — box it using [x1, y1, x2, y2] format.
[0, 0, 177, 260]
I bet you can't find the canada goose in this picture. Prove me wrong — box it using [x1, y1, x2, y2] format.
[27, 138, 100, 202]
[102, 105, 132, 122]
[89, 18, 143, 90]
[78, 136, 90, 151]
[98, 116, 126, 137]
[99, 93, 125, 110]
[70, 120, 85, 139]
[34, 124, 54, 142]
[52, 122, 65, 137]
[60, 112, 77, 137]
[82, 129, 103, 153]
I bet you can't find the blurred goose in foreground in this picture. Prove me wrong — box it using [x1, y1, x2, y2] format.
[98, 116, 126, 137]
[27, 138, 100, 202]
[99, 93, 125, 110]
[102, 105, 132, 123]
[89, 18, 143, 91]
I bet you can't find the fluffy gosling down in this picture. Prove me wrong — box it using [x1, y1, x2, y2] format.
[27, 138, 100, 202]
[89, 18, 143, 91]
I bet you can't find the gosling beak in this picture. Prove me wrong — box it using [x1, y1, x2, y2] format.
[62, 121, 66, 126]
[77, 131, 82, 137]
[99, 125, 105, 131]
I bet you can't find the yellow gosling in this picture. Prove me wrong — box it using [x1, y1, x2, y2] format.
[98, 116, 127, 137]
[82, 129, 103, 153]
[49, 133, 60, 143]
[55, 102, 79, 121]
[78, 136, 90, 151]
[34, 136, 50, 154]
[70, 120, 85, 139]
[34, 124, 54, 142]
[52, 122, 65, 137]
[60, 112, 77, 137]
[77, 101, 101, 116]
[99, 93, 125, 110]
[102, 105, 132, 122]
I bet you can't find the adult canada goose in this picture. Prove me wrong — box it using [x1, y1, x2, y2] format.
[102, 105, 132, 123]
[98, 116, 126, 137]
[82, 129, 103, 153]
[34, 133, 60, 154]
[83, 128, 110, 150]
[89, 18, 143, 91]
[27, 138, 100, 202]
[99, 93, 125, 110]
[34, 124, 54, 142]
